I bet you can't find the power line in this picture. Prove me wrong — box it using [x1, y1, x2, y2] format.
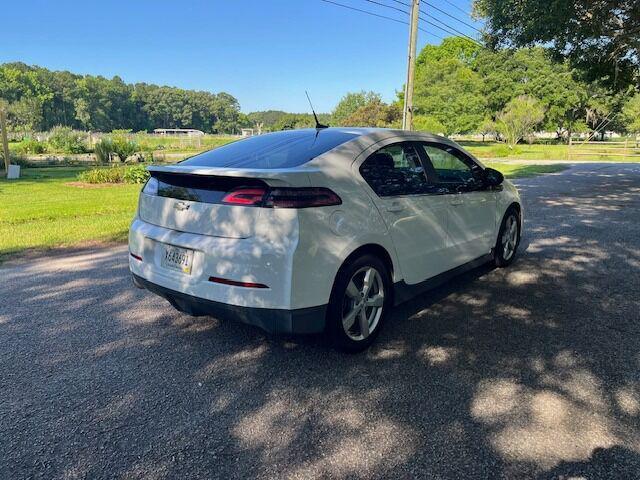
[441, 0, 473, 19]
[421, 17, 481, 45]
[387, 0, 482, 38]
[319, 0, 446, 41]
[422, 1, 483, 34]
[319, 0, 411, 27]
[364, 0, 482, 46]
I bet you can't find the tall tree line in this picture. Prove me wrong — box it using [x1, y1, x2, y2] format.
[0, 62, 243, 133]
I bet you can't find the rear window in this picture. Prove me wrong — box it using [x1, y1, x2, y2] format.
[180, 129, 359, 169]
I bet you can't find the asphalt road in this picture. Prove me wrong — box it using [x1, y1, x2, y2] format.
[2, 164, 639, 479]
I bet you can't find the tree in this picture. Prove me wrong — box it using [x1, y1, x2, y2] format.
[412, 41, 485, 136]
[496, 95, 545, 148]
[478, 117, 497, 142]
[8, 97, 43, 134]
[473, 47, 590, 140]
[343, 98, 401, 127]
[332, 91, 382, 126]
[0, 62, 244, 134]
[416, 36, 481, 68]
[622, 94, 640, 134]
[474, 0, 640, 90]
[413, 115, 445, 134]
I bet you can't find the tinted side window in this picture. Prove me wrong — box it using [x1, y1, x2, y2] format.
[360, 143, 430, 197]
[423, 145, 475, 184]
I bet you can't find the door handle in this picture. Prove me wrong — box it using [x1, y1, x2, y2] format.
[386, 201, 405, 213]
[450, 196, 464, 206]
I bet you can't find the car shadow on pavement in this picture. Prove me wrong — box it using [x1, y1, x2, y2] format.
[1, 164, 639, 479]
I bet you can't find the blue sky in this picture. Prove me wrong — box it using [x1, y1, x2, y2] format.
[0, 0, 480, 113]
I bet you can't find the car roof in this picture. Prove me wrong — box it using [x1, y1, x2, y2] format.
[306, 127, 453, 144]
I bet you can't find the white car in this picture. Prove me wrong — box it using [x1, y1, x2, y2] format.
[129, 128, 522, 351]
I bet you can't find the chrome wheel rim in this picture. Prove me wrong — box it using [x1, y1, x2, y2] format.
[502, 214, 518, 260]
[341, 266, 384, 341]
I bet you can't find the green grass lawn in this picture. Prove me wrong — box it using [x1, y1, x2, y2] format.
[484, 162, 569, 178]
[0, 167, 140, 260]
[0, 162, 568, 260]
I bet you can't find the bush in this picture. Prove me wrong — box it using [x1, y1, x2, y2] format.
[13, 138, 47, 155]
[47, 126, 88, 154]
[94, 138, 115, 164]
[122, 165, 150, 184]
[93, 132, 139, 164]
[77, 165, 149, 184]
[77, 167, 124, 184]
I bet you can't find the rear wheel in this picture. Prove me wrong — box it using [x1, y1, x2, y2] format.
[326, 255, 392, 352]
[494, 207, 521, 267]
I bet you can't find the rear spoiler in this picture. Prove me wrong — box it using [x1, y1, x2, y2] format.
[147, 164, 319, 187]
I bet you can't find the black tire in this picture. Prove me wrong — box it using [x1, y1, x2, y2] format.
[326, 254, 393, 353]
[494, 206, 521, 267]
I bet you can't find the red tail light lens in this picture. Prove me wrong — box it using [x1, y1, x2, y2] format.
[265, 187, 342, 208]
[222, 187, 267, 206]
[221, 187, 341, 209]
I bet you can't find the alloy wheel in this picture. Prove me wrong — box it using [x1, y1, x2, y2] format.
[341, 266, 385, 341]
[502, 214, 518, 261]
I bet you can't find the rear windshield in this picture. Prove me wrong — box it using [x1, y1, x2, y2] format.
[180, 129, 359, 169]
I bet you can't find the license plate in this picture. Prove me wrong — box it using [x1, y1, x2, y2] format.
[161, 244, 194, 274]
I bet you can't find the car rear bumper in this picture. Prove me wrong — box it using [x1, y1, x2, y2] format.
[132, 273, 327, 335]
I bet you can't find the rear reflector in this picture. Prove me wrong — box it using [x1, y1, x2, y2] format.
[222, 186, 341, 208]
[209, 276, 269, 289]
[130, 252, 143, 261]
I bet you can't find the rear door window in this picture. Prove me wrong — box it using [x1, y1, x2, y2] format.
[180, 129, 359, 169]
[359, 142, 435, 197]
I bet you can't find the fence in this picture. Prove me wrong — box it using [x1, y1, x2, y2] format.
[568, 137, 640, 161]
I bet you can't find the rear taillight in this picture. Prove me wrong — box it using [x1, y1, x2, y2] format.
[221, 187, 267, 206]
[222, 187, 341, 209]
[264, 188, 342, 208]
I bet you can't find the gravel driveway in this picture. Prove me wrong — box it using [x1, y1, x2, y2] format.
[2, 163, 639, 479]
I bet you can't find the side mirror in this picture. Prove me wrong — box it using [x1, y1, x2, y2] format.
[483, 167, 504, 187]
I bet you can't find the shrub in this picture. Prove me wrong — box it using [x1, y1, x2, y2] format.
[77, 165, 149, 184]
[94, 138, 115, 164]
[111, 130, 139, 162]
[13, 138, 47, 155]
[93, 132, 139, 164]
[47, 126, 88, 154]
[122, 165, 150, 184]
[77, 167, 124, 184]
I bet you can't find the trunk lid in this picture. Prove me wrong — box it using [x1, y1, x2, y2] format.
[138, 165, 313, 239]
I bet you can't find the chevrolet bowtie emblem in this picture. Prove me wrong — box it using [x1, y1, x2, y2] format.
[174, 201, 190, 211]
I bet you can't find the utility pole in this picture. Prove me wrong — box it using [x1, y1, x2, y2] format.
[0, 108, 10, 175]
[402, 0, 420, 131]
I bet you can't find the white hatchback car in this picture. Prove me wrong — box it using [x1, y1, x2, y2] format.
[130, 128, 522, 351]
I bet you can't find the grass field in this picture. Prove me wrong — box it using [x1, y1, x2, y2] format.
[461, 140, 640, 162]
[0, 163, 568, 259]
[0, 167, 141, 260]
